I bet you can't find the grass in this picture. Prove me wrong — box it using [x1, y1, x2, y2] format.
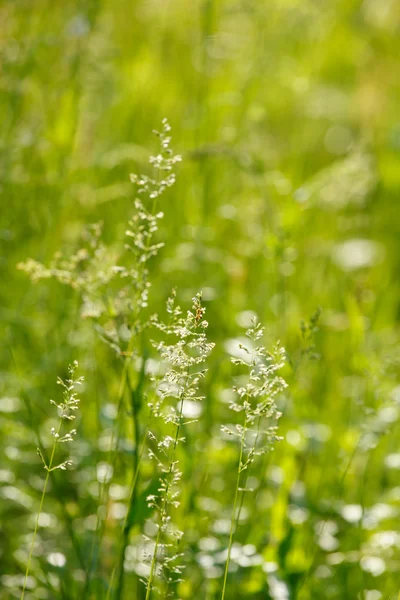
[21, 362, 83, 599]
[2, 1, 400, 599]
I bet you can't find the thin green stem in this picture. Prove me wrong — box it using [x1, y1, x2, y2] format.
[21, 420, 61, 599]
[85, 346, 132, 595]
[145, 503, 163, 600]
[221, 419, 247, 600]
[234, 415, 262, 532]
[112, 363, 147, 600]
[87, 154, 161, 596]
[106, 424, 149, 600]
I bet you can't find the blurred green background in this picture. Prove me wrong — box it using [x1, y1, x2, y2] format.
[1, 0, 400, 598]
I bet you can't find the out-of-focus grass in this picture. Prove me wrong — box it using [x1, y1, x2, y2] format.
[1, 1, 400, 599]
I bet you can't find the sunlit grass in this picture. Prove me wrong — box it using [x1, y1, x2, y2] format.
[2, 1, 400, 599]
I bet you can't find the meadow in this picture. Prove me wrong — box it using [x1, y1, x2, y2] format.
[1, 1, 400, 599]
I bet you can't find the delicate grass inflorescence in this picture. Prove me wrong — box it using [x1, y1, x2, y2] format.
[17, 118, 182, 342]
[221, 322, 287, 599]
[21, 361, 83, 600]
[144, 291, 215, 598]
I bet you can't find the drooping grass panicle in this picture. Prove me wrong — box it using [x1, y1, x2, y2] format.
[21, 361, 82, 600]
[18, 119, 182, 354]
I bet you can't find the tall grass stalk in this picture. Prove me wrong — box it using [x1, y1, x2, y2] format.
[89, 120, 181, 591]
[21, 361, 82, 600]
[21, 435, 56, 600]
[107, 417, 149, 600]
[144, 292, 214, 598]
[221, 417, 246, 600]
[220, 321, 286, 598]
[85, 350, 134, 594]
[112, 359, 147, 600]
[10, 343, 88, 582]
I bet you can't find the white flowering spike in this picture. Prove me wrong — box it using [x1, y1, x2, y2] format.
[144, 292, 214, 598]
[221, 320, 287, 598]
[37, 361, 83, 473]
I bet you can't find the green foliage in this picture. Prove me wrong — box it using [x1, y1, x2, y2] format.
[2, 2, 400, 600]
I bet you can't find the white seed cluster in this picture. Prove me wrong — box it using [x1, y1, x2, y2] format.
[37, 361, 83, 473]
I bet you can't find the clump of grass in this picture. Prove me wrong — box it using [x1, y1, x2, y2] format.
[221, 321, 287, 599]
[21, 361, 83, 600]
[18, 121, 183, 595]
[16, 122, 289, 600]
